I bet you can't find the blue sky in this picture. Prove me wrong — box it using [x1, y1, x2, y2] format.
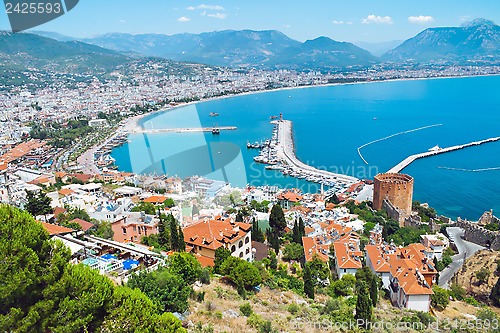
[1, 0, 499, 42]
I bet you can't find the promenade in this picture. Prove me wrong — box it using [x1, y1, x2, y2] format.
[132, 126, 237, 134]
[388, 136, 500, 173]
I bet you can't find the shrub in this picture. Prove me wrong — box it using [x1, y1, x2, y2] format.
[240, 302, 253, 317]
[287, 303, 300, 315]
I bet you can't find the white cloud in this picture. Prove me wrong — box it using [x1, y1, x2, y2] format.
[332, 20, 353, 25]
[408, 15, 434, 24]
[187, 4, 225, 11]
[207, 12, 227, 19]
[362, 14, 393, 24]
[177, 16, 191, 22]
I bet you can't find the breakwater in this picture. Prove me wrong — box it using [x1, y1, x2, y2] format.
[388, 136, 500, 173]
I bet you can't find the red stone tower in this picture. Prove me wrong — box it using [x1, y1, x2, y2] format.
[373, 173, 414, 220]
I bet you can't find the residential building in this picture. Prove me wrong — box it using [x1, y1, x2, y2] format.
[111, 212, 159, 243]
[183, 219, 252, 266]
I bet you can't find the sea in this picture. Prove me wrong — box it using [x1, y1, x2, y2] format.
[111, 75, 500, 220]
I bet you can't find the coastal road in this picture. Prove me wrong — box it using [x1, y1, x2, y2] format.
[438, 227, 485, 288]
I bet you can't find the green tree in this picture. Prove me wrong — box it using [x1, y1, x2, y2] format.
[127, 268, 191, 313]
[355, 280, 373, 329]
[42, 264, 114, 333]
[292, 220, 303, 244]
[99, 287, 186, 333]
[266, 227, 279, 253]
[67, 207, 91, 222]
[491, 277, 500, 307]
[356, 266, 379, 306]
[131, 202, 156, 215]
[157, 214, 171, 249]
[25, 189, 52, 218]
[90, 220, 114, 239]
[220, 256, 262, 292]
[251, 218, 265, 243]
[177, 226, 185, 252]
[269, 204, 286, 238]
[431, 285, 449, 310]
[298, 217, 305, 238]
[168, 252, 202, 284]
[214, 247, 231, 274]
[168, 214, 180, 251]
[303, 265, 314, 299]
[0, 205, 70, 332]
[267, 249, 278, 270]
[329, 274, 356, 297]
[235, 212, 244, 222]
[282, 243, 304, 261]
[476, 267, 491, 285]
[306, 256, 330, 287]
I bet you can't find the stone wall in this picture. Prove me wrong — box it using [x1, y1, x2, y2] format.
[456, 217, 500, 250]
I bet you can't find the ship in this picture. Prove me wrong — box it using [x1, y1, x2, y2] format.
[212, 124, 220, 135]
[428, 145, 441, 152]
[209, 112, 219, 117]
[270, 115, 278, 120]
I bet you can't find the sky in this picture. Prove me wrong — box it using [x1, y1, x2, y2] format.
[1, 0, 500, 43]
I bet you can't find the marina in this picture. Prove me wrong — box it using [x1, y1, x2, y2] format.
[253, 116, 359, 190]
[388, 136, 500, 173]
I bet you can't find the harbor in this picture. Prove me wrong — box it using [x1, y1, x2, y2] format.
[253, 116, 359, 190]
[388, 136, 500, 173]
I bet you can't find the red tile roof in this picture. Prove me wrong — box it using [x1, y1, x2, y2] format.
[183, 220, 252, 251]
[69, 218, 95, 232]
[39, 221, 74, 235]
[143, 195, 169, 204]
[302, 236, 329, 262]
[277, 191, 303, 202]
[333, 241, 362, 270]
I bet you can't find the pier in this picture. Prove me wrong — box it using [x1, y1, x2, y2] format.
[133, 126, 237, 134]
[387, 136, 500, 173]
[254, 119, 359, 188]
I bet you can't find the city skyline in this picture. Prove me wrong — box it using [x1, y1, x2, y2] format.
[1, 0, 499, 43]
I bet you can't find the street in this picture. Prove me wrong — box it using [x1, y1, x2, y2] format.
[438, 227, 485, 288]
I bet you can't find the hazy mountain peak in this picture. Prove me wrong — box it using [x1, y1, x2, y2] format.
[461, 18, 497, 28]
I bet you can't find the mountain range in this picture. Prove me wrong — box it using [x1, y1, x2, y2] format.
[2, 18, 499, 76]
[384, 19, 500, 62]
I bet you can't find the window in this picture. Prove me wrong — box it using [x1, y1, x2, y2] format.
[239, 240, 243, 248]
[133, 226, 136, 232]
[239, 252, 243, 258]
[245, 236, 249, 244]
[246, 248, 250, 254]
[134, 236, 138, 242]
[122, 228, 127, 234]
[343, 269, 346, 273]
[231, 245, 236, 252]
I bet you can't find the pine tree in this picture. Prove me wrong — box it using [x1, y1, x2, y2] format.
[214, 247, 231, 274]
[303, 265, 315, 299]
[267, 249, 278, 270]
[355, 280, 373, 329]
[25, 189, 52, 220]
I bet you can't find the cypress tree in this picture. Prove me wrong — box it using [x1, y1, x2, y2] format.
[177, 226, 185, 252]
[168, 214, 179, 251]
[157, 214, 170, 249]
[355, 280, 373, 329]
[252, 218, 265, 243]
[292, 220, 301, 244]
[269, 204, 286, 238]
[303, 265, 315, 299]
[298, 217, 305, 237]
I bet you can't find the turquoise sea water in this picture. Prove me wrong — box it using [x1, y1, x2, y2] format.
[112, 75, 500, 220]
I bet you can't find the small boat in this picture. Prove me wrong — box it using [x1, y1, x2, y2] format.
[209, 112, 219, 117]
[428, 145, 441, 152]
[373, 117, 378, 120]
[212, 127, 220, 135]
[270, 115, 278, 120]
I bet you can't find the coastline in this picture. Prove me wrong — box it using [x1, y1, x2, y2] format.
[81, 72, 500, 176]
